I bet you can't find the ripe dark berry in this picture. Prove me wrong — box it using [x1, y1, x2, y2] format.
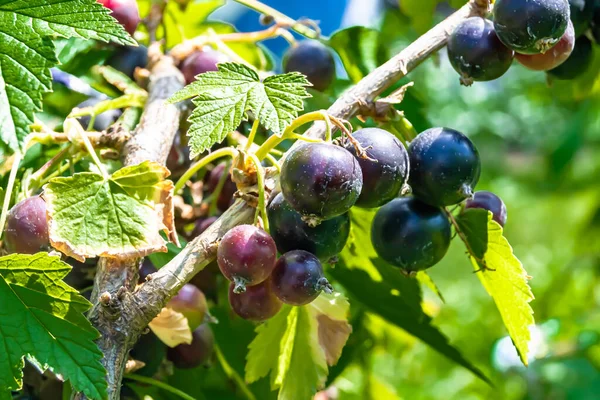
[206, 163, 237, 212]
[167, 324, 214, 369]
[343, 128, 409, 208]
[371, 197, 451, 273]
[267, 193, 350, 261]
[228, 279, 282, 322]
[180, 50, 227, 85]
[271, 250, 333, 306]
[568, 0, 594, 37]
[98, 0, 140, 36]
[107, 45, 148, 79]
[76, 98, 122, 131]
[464, 191, 508, 227]
[493, 0, 570, 54]
[516, 20, 575, 70]
[167, 284, 208, 330]
[190, 216, 218, 240]
[283, 41, 335, 91]
[447, 17, 514, 85]
[4, 196, 49, 254]
[280, 142, 363, 225]
[547, 36, 593, 79]
[408, 127, 481, 207]
[217, 225, 277, 293]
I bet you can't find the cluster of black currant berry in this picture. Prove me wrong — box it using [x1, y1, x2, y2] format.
[447, 0, 599, 85]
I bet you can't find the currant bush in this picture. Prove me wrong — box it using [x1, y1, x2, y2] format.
[516, 20, 575, 71]
[4, 196, 50, 254]
[217, 225, 277, 293]
[447, 17, 514, 85]
[408, 127, 481, 207]
[180, 50, 227, 85]
[464, 191, 508, 227]
[98, 0, 140, 36]
[280, 142, 363, 225]
[271, 250, 333, 306]
[344, 128, 409, 208]
[228, 279, 282, 322]
[167, 324, 214, 369]
[76, 98, 121, 131]
[371, 197, 451, 273]
[167, 284, 208, 330]
[267, 193, 350, 261]
[283, 41, 336, 91]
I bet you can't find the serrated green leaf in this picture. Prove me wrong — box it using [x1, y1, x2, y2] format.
[168, 62, 310, 157]
[246, 293, 350, 400]
[0, 253, 106, 399]
[332, 207, 491, 384]
[44, 160, 178, 261]
[329, 26, 381, 83]
[0, 0, 135, 153]
[456, 209, 535, 366]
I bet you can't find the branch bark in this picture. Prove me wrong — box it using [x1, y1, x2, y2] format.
[81, 1, 488, 397]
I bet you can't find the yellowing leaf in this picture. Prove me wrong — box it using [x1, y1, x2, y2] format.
[149, 308, 193, 348]
[45, 161, 178, 261]
[456, 209, 535, 365]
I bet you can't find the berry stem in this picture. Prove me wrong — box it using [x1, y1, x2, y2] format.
[174, 147, 239, 194]
[124, 374, 195, 400]
[209, 160, 232, 216]
[245, 118, 261, 151]
[0, 152, 22, 241]
[66, 118, 108, 179]
[247, 153, 269, 232]
[264, 154, 281, 172]
[443, 208, 486, 268]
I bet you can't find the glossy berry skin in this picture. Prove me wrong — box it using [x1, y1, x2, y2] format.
[493, 0, 570, 54]
[98, 0, 140, 35]
[547, 36, 593, 79]
[76, 98, 121, 131]
[569, 0, 594, 37]
[167, 284, 208, 330]
[516, 20, 575, 70]
[180, 50, 226, 84]
[167, 324, 214, 369]
[408, 128, 481, 207]
[283, 41, 335, 91]
[344, 128, 409, 208]
[4, 196, 49, 254]
[464, 191, 508, 227]
[271, 250, 332, 306]
[280, 143, 363, 224]
[217, 225, 277, 293]
[206, 163, 237, 212]
[371, 197, 451, 273]
[228, 279, 282, 322]
[267, 193, 350, 261]
[107, 45, 147, 79]
[447, 17, 514, 85]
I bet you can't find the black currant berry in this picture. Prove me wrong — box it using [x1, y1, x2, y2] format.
[107, 45, 148, 79]
[280, 142, 363, 225]
[180, 50, 227, 85]
[371, 197, 451, 273]
[217, 225, 277, 293]
[76, 98, 122, 131]
[271, 250, 333, 306]
[167, 284, 208, 330]
[408, 127, 481, 207]
[547, 36, 593, 79]
[267, 193, 350, 261]
[228, 279, 282, 322]
[568, 0, 594, 37]
[283, 41, 336, 91]
[516, 20, 575, 71]
[464, 191, 508, 227]
[98, 0, 140, 35]
[167, 324, 214, 369]
[344, 128, 409, 208]
[447, 17, 514, 85]
[493, 0, 571, 54]
[4, 196, 49, 254]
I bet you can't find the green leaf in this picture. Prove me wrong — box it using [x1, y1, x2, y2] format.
[246, 293, 350, 399]
[0, 253, 106, 399]
[168, 62, 311, 157]
[332, 207, 491, 384]
[0, 0, 135, 153]
[44, 161, 178, 261]
[329, 26, 381, 83]
[456, 209, 535, 366]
